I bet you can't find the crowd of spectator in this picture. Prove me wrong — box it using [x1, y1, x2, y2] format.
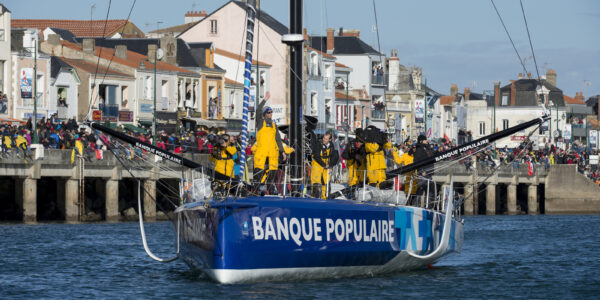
[3, 116, 600, 186]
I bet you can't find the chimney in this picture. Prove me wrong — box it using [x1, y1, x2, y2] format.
[115, 45, 127, 59]
[510, 80, 516, 106]
[464, 88, 470, 101]
[574, 92, 584, 102]
[518, 73, 523, 79]
[82, 39, 95, 55]
[303, 28, 309, 41]
[527, 72, 532, 78]
[546, 68, 557, 86]
[597, 95, 600, 118]
[326, 28, 335, 53]
[47, 34, 60, 46]
[341, 29, 360, 38]
[147, 44, 157, 62]
[338, 27, 344, 36]
[494, 81, 501, 106]
[185, 10, 207, 24]
[450, 84, 458, 96]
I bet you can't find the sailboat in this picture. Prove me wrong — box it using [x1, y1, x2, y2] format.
[90, 0, 548, 284]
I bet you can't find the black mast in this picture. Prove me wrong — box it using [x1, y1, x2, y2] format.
[283, 0, 304, 194]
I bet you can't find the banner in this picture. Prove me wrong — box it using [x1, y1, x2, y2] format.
[589, 130, 598, 149]
[563, 124, 572, 140]
[414, 99, 424, 123]
[20, 68, 33, 98]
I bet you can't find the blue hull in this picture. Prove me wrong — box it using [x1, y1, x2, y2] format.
[176, 196, 463, 283]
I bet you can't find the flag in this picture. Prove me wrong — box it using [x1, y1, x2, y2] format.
[527, 161, 534, 176]
[443, 133, 450, 143]
[394, 176, 403, 191]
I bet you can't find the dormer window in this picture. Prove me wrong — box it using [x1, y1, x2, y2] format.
[210, 20, 218, 34]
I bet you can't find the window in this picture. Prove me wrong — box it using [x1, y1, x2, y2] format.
[143, 76, 152, 99]
[479, 122, 486, 135]
[309, 52, 319, 77]
[503, 119, 509, 130]
[161, 80, 168, 110]
[324, 64, 332, 90]
[121, 86, 129, 108]
[210, 20, 218, 34]
[57, 86, 68, 107]
[311, 92, 318, 115]
[502, 94, 508, 106]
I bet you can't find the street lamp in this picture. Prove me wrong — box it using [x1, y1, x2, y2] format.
[21, 44, 38, 144]
[151, 49, 163, 146]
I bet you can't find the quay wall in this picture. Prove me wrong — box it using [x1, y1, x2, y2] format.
[544, 165, 600, 214]
[1, 150, 599, 222]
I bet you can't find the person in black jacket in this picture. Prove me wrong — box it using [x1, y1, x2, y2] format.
[310, 130, 340, 199]
[413, 134, 432, 206]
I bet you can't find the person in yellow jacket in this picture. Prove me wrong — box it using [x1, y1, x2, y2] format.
[71, 136, 84, 164]
[15, 132, 32, 159]
[364, 128, 387, 187]
[310, 131, 339, 199]
[396, 143, 418, 197]
[209, 134, 238, 182]
[252, 92, 285, 194]
[341, 138, 365, 188]
[252, 142, 294, 186]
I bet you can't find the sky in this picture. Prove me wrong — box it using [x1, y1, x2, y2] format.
[6, 0, 600, 98]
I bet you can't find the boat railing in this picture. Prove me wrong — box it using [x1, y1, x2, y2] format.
[180, 163, 458, 218]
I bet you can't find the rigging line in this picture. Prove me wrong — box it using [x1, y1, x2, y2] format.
[490, 0, 528, 76]
[257, 24, 303, 83]
[85, 0, 138, 122]
[519, 0, 541, 81]
[105, 140, 179, 218]
[372, 0, 388, 118]
[456, 124, 540, 208]
[87, 0, 113, 120]
[234, 12, 249, 87]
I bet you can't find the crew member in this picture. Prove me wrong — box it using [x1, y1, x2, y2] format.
[311, 130, 339, 199]
[253, 92, 285, 194]
[341, 135, 365, 189]
[209, 134, 237, 181]
[364, 126, 387, 186]
[413, 134, 432, 206]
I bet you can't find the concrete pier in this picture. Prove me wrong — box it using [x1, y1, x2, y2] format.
[507, 183, 517, 215]
[486, 183, 496, 215]
[143, 179, 156, 221]
[464, 184, 474, 215]
[105, 180, 119, 222]
[65, 179, 79, 222]
[22, 178, 37, 222]
[528, 184, 538, 215]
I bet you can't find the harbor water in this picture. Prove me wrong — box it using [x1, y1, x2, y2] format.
[1, 215, 599, 299]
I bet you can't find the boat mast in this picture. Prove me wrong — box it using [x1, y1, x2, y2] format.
[238, 0, 257, 178]
[283, 0, 304, 194]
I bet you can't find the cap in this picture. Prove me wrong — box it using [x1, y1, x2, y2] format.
[263, 106, 273, 116]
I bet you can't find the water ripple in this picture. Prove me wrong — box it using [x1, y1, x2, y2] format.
[1, 216, 599, 299]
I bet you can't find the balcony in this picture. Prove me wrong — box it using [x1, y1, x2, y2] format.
[372, 109, 386, 120]
[99, 104, 119, 118]
[371, 74, 388, 86]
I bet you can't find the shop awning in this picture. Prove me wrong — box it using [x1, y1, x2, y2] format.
[183, 117, 217, 128]
[122, 123, 148, 134]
